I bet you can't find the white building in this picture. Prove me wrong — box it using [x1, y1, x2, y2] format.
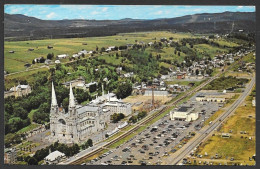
[44, 150, 66, 165]
[56, 54, 68, 59]
[196, 95, 225, 103]
[90, 92, 132, 116]
[55, 60, 61, 64]
[170, 106, 199, 122]
[144, 90, 168, 96]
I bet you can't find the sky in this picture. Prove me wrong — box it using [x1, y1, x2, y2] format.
[4, 5, 255, 20]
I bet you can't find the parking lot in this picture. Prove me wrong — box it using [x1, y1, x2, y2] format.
[85, 92, 223, 165]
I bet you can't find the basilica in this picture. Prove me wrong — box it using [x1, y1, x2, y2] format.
[49, 82, 111, 144]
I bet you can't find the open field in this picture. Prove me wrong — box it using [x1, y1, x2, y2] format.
[193, 88, 255, 165]
[4, 31, 240, 73]
[4, 31, 195, 73]
[123, 95, 172, 111]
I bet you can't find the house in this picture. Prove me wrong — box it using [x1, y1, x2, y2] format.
[107, 46, 116, 51]
[4, 148, 17, 164]
[4, 84, 32, 98]
[28, 48, 34, 51]
[56, 54, 68, 59]
[47, 45, 53, 49]
[55, 60, 61, 64]
[221, 133, 231, 138]
[9, 51, 15, 53]
[45, 59, 52, 65]
[148, 42, 153, 46]
[72, 53, 81, 58]
[176, 73, 185, 79]
[44, 150, 66, 165]
[124, 72, 134, 78]
[116, 67, 122, 74]
[78, 50, 88, 55]
[62, 77, 86, 89]
[170, 106, 199, 122]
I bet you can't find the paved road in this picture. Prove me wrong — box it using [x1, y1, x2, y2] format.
[162, 75, 255, 165]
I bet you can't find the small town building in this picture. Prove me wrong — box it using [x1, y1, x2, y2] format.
[54, 60, 61, 64]
[4, 84, 32, 98]
[44, 150, 66, 165]
[4, 148, 17, 164]
[221, 133, 231, 138]
[196, 95, 225, 103]
[56, 54, 68, 59]
[170, 106, 199, 122]
[144, 90, 168, 96]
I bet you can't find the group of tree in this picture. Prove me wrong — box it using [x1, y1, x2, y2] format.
[22, 141, 85, 165]
[204, 76, 249, 90]
[128, 111, 147, 123]
[110, 113, 125, 123]
[81, 139, 93, 150]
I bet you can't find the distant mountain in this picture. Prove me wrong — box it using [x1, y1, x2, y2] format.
[4, 12, 255, 40]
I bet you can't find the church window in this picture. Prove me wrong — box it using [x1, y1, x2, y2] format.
[63, 134, 65, 137]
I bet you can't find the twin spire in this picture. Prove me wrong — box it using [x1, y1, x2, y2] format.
[51, 82, 58, 107]
[69, 83, 76, 108]
[51, 82, 76, 109]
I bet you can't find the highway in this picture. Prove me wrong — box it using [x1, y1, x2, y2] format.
[162, 74, 255, 165]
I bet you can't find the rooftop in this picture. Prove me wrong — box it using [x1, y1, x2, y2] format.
[177, 106, 193, 112]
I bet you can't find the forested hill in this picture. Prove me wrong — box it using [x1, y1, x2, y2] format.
[4, 11, 255, 40]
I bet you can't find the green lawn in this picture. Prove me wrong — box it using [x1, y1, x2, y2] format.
[16, 123, 40, 135]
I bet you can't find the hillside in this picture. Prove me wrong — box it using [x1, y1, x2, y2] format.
[4, 12, 255, 40]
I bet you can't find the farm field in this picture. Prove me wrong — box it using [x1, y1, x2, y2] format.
[4, 31, 239, 73]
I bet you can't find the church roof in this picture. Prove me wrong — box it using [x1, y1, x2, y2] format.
[77, 105, 99, 115]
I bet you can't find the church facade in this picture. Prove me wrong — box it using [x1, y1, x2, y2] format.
[49, 83, 111, 144]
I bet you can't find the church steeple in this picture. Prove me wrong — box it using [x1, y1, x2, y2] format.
[51, 82, 58, 107]
[69, 83, 76, 108]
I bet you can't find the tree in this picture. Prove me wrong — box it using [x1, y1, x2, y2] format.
[87, 139, 93, 147]
[28, 157, 38, 165]
[129, 116, 137, 123]
[32, 60, 35, 64]
[116, 80, 132, 99]
[178, 52, 180, 56]
[47, 53, 54, 60]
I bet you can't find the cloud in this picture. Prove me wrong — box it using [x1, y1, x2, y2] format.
[102, 7, 108, 12]
[91, 11, 99, 15]
[46, 12, 56, 19]
[237, 6, 244, 9]
[9, 7, 23, 13]
[155, 11, 163, 15]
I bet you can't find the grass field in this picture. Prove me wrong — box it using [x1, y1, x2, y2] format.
[4, 31, 195, 73]
[4, 67, 49, 89]
[5, 31, 240, 74]
[194, 88, 256, 165]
